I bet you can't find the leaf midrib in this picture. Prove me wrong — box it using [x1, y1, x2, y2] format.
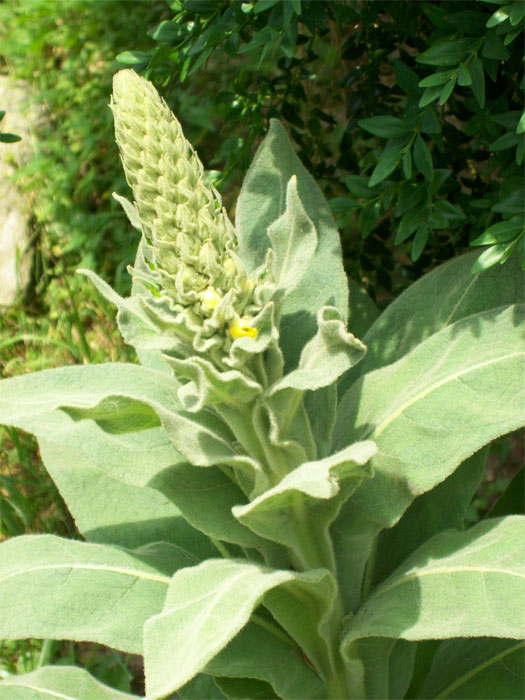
[369, 350, 523, 440]
[363, 565, 524, 612]
[0, 562, 170, 585]
[434, 640, 525, 699]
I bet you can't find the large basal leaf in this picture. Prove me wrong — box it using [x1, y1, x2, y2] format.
[2, 383, 214, 555]
[39, 421, 216, 563]
[342, 517, 525, 658]
[345, 249, 524, 385]
[0, 535, 172, 654]
[0, 362, 180, 441]
[0, 666, 138, 700]
[235, 119, 348, 368]
[0, 360, 267, 504]
[144, 559, 337, 699]
[333, 304, 524, 610]
[419, 637, 525, 699]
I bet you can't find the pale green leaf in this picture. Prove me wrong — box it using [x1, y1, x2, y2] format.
[25, 366, 266, 498]
[269, 306, 366, 393]
[112, 192, 142, 230]
[0, 362, 180, 436]
[369, 449, 488, 588]
[206, 621, 324, 699]
[0, 535, 171, 654]
[214, 676, 277, 699]
[333, 303, 524, 609]
[178, 675, 228, 699]
[148, 462, 268, 549]
[353, 638, 415, 700]
[0, 666, 137, 700]
[347, 277, 379, 343]
[144, 560, 337, 698]
[420, 637, 525, 699]
[305, 384, 337, 459]
[0, 364, 216, 550]
[233, 441, 376, 563]
[342, 517, 525, 653]
[341, 250, 524, 385]
[37, 420, 215, 556]
[235, 119, 348, 367]
[267, 174, 317, 293]
[164, 355, 262, 411]
[80, 268, 186, 373]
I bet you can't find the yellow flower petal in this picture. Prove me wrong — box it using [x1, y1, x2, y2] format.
[229, 317, 257, 340]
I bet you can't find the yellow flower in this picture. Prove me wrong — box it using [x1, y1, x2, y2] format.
[229, 316, 258, 340]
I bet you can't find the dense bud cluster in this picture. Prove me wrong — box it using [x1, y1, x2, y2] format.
[111, 70, 265, 343]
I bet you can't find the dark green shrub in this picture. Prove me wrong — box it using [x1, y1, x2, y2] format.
[121, 0, 524, 298]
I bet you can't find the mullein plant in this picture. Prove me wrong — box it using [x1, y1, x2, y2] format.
[0, 70, 523, 700]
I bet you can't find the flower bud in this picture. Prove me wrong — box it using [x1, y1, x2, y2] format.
[111, 69, 271, 356]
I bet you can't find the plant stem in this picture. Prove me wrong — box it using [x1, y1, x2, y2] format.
[210, 537, 232, 559]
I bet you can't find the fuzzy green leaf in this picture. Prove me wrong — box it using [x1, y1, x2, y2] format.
[269, 306, 366, 393]
[334, 302, 524, 610]
[369, 449, 488, 588]
[232, 441, 376, 556]
[0, 535, 172, 654]
[419, 637, 525, 699]
[0, 666, 138, 700]
[164, 355, 263, 411]
[341, 250, 524, 384]
[148, 462, 267, 548]
[342, 517, 525, 653]
[144, 560, 337, 698]
[206, 622, 324, 699]
[236, 119, 348, 368]
[267, 174, 317, 293]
